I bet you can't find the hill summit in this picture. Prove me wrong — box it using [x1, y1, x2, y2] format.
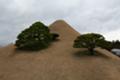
[50, 20, 80, 40]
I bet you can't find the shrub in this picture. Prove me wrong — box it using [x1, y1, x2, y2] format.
[15, 22, 58, 50]
[111, 40, 120, 49]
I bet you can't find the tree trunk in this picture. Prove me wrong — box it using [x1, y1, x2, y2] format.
[89, 48, 94, 55]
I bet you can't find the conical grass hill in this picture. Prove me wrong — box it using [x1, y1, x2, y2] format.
[0, 20, 120, 80]
[50, 20, 80, 40]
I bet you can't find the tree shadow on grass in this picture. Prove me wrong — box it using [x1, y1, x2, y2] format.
[53, 39, 60, 42]
[73, 50, 100, 58]
[10, 39, 61, 57]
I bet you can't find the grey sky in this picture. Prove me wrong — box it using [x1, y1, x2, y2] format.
[0, 0, 120, 46]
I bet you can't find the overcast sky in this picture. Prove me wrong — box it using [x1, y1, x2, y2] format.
[0, 0, 120, 46]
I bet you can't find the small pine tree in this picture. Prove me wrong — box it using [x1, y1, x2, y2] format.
[15, 22, 55, 50]
[73, 33, 111, 55]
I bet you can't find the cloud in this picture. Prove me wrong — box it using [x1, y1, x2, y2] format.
[65, 0, 120, 33]
[0, 0, 120, 46]
[104, 29, 120, 41]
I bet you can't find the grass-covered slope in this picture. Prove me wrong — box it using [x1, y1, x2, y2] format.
[0, 20, 120, 80]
